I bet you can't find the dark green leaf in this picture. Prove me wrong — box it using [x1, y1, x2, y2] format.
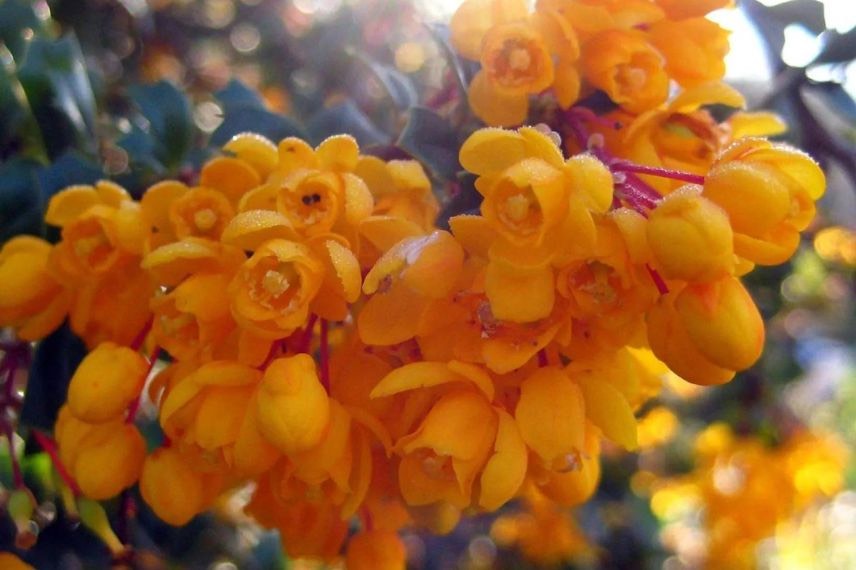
[0, 46, 27, 147]
[36, 150, 103, 203]
[307, 100, 389, 147]
[17, 34, 98, 160]
[210, 105, 305, 147]
[128, 80, 194, 170]
[396, 106, 459, 181]
[0, 157, 42, 243]
[436, 172, 481, 230]
[215, 79, 266, 111]
[20, 323, 88, 431]
[815, 28, 856, 64]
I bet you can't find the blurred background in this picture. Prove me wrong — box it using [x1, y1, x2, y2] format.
[0, 0, 855, 568]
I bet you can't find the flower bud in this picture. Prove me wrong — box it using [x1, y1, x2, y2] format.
[73, 424, 146, 500]
[67, 342, 148, 423]
[256, 354, 330, 455]
[646, 186, 733, 282]
[140, 447, 205, 526]
[77, 498, 125, 557]
[674, 276, 764, 371]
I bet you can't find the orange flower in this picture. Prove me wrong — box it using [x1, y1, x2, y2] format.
[359, 230, 464, 346]
[256, 354, 330, 455]
[158, 360, 272, 470]
[66, 342, 148, 423]
[0, 237, 70, 341]
[151, 272, 236, 361]
[581, 29, 669, 113]
[645, 185, 734, 283]
[647, 276, 764, 385]
[355, 157, 439, 232]
[647, 18, 729, 88]
[704, 138, 825, 265]
[55, 407, 146, 500]
[140, 446, 223, 526]
[228, 239, 324, 338]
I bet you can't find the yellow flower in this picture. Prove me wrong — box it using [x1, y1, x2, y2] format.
[646, 185, 734, 282]
[0, 236, 70, 341]
[515, 367, 585, 467]
[66, 342, 149, 423]
[55, 408, 145, 500]
[158, 360, 269, 469]
[140, 446, 220, 526]
[68, 264, 156, 348]
[228, 239, 324, 338]
[581, 29, 669, 113]
[704, 137, 825, 265]
[647, 18, 729, 88]
[355, 157, 440, 232]
[240, 135, 375, 244]
[620, 82, 745, 182]
[151, 272, 236, 362]
[169, 187, 235, 241]
[256, 354, 330, 455]
[359, 230, 464, 345]
[395, 389, 499, 508]
[647, 276, 764, 385]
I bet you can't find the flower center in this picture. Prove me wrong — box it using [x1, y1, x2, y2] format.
[193, 208, 218, 232]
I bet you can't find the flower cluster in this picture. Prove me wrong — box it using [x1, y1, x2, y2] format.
[0, 112, 824, 563]
[450, 0, 732, 125]
[648, 424, 848, 569]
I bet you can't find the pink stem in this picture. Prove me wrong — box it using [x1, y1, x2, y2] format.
[299, 315, 318, 354]
[130, 318, 153, 352]
[646, 265, 669, 295]
[612, 162, 706, 185]
[32, 431, 81, 496]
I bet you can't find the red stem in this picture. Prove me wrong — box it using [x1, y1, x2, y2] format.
[32, 431, 81, 496]
[646, 265, 670, 295]
[299, 314, 318, 354]
[320, 319, 330, 392]
[130, 318, 153, 352]
[612, 162, 706, 185]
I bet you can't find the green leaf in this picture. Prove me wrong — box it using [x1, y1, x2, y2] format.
[396, 106, 460, 181]
[0, 0, 51, 63]
[36, 150, 103, 201]
[307, 100, 389, 147]
[128, 80, 194, 170]
[210, 106, 305, 147]
[0, 157, 43, 244]
[17, 34, 98, 160]
[20, 323, 88, 432]
[215, 79, 266, 111]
